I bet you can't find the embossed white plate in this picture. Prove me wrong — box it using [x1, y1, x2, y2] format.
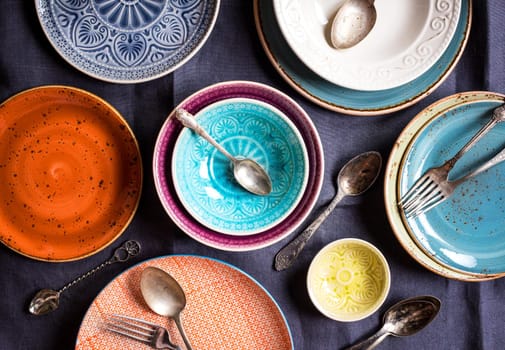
[273, 0, 461, 91]
[35, 0, 220, 83]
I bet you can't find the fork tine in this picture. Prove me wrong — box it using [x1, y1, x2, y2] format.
[407, 193, 444, 218]
[106, 314, 156, 343]
[403, 184, 440, 216]
[106, 325, 151, 343]
[402, 180, 437, 212]
[399, 175, 432, 208]
[404, 183, 441, 217]
[111, 314, 160, 329]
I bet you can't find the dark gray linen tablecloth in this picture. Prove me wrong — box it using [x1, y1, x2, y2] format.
[0, 1, 504, 349]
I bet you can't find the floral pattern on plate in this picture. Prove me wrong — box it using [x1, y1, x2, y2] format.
[36, 0, 220, 82]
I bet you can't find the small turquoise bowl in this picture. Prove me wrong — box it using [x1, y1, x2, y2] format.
[172, 98, 309, 235]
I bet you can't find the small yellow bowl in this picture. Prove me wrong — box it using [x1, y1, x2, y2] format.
[307, 238, 391, 322]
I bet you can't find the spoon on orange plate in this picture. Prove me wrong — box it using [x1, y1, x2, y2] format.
[140, 266, 193, 350]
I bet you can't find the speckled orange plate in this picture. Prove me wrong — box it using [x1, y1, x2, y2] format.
[0, 86, 142, 261]
[76, 255, 293, 350]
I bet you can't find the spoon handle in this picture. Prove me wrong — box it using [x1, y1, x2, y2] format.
[274, 189, 345, 271]
[344, 327, 390, 350]
[173, 314, 193, 350]
[174, 109, 235, 163]
[58, 240, 140, 293]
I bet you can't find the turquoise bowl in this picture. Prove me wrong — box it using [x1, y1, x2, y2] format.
[172, 98, 309, 235]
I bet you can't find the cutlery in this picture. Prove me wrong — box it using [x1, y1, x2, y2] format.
[403, 145, 505, 217]
[106, 314, 181, 350]
[140, 267, 193, 350]
[28, 240, 141, 316]
[331, 0, 377, 49]
[399, 104, 505, 218]
[274, 151, 382, 271]
[174, 108, 272, 195]
[345, 296, 441, 350]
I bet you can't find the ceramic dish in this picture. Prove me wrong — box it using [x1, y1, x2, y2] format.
[153, 81, 324, 251]
[273, 0, 461, 91]
[254, 0, 472, 116]
[76, 255, 293, 349]
[385, 91, 505, 281]
[307, 238, 390, 322]
[0, 86, 142, 261]
[35, 0, 220, 83]
[172, 98, 308, 235]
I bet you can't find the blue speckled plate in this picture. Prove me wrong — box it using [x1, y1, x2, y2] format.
[172, 98, 309, 236]
[399, 92, 505, 276]
[254, 0, 471, 116]
[36, 0, 219, 83]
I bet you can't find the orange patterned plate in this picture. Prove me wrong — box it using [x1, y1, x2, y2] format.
[0, 86, 142, 261]
[76, 255, 293, 349]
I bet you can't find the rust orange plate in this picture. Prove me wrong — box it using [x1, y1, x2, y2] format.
[0, 86, 142, 261]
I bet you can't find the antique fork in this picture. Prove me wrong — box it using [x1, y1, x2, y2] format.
[399, 104, 505, 218]
[106, 314, 181, 350]
[403, 146, 505, 217]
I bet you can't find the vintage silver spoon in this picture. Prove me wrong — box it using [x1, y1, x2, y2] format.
[331, 0, 377, 49]
[174, 108, 272, 195]
[28, 240, 141, 316]
[274, 151, 381, 271]
[345, 295, 441, 350]
[140, 266, 193, 350]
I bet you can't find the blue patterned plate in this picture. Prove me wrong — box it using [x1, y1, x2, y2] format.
[172, 98, 309, 236]
[36, 0, 220, 83]
[393, 92, 505, 277]
[254, 0, 471, 116]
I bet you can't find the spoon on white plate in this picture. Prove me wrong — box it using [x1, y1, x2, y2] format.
[331, 0, 377, 49]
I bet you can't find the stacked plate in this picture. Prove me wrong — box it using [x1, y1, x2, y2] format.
[254, 0, 472, 116]
[385, 91, 505, 281]
[153, 81, 324, 251]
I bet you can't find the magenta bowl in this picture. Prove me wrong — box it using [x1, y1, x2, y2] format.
[153, 81, 324, 251]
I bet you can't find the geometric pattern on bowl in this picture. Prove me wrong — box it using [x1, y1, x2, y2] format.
[307, 238, 390, 322]
[153, 81, 324, 251]
[172, 98, 308, 235]
[36, 0, 220, 83]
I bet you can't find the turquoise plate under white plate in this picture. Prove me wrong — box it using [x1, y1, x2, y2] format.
[398, 92, 505, 276]
[172, 98, 309, 236]
[254, 0, 471, 116]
